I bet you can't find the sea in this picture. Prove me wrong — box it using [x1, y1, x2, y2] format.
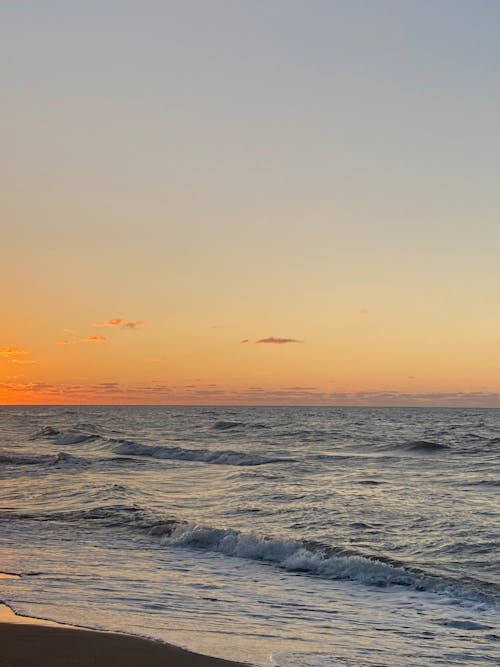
[0, 405, 499, 666]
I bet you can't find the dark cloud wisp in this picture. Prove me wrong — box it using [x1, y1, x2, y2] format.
[256, 337, 304, 345]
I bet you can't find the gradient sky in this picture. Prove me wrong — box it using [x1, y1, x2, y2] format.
[2, 0, 500, 405]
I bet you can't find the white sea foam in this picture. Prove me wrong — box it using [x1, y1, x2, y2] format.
[113, 440, 291, 466]
[33, 426, 61, 438]
[168, 524, 427, 589]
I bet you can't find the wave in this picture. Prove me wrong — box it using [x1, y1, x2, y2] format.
[212, 420, 270, 430]
[33, 426, 61, 438]
[142, 524, 500, 603]
[167, 524, 424, 588]
[50, 452, 90, 466]
[0, 452, 53, 466]
[0, 451, 137, 468]
[0, 451, 90, 467]
[54, 431, 99, 445]
[0, 505, 175, 533]
[461, 479, 500, 488]
[437, 619, 494, 631]
[212, 420, 243, 430]
[112, 440, 293, 466]
[2, 504, 496, 605]
[402, 440, 450, 452]
[32, 425, 100, 445]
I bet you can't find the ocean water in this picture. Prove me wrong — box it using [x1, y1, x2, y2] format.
[0, 405, 499, 666]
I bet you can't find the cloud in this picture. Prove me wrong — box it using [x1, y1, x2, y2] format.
[0, 348, 26, 358]
[0, 348, 36, 364]
[82, 335, 108, 343]
[1, 379, 499, 407]
[240, 339, 249, 344]
[92, 318, 122, 327]
[283, 386, 317, 390]
[56, 339, 78, 346]
[92, 317, 144, 330]
[256, 337, 304, 345]
[121, 320, 144, 330]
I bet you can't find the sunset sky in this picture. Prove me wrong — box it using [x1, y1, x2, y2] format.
[2, 1, 500, 405]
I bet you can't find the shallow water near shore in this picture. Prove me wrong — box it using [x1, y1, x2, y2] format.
[1, 406, 499, 665]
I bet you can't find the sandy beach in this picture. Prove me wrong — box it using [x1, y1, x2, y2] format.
[0, 593, 245, 667]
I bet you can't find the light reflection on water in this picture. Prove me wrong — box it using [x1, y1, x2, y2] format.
[0, 405, 499, 666]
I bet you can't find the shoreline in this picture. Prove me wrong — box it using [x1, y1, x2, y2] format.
[0, 622, 247, 667]
[0, 580, 248, 667]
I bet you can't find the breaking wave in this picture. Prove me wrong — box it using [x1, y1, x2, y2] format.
[112, 440, 293, 466]
[33, 426, 61, 438]
[3, 504, 494, 605]
[166, 524, 432, 589]
[32, 425, 100, 445]
[54, 431, 99, 445]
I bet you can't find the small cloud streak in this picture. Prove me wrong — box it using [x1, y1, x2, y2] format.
[0, 348, 36, 364]
[0, 348, 26, 358]
[92, 317, 145, 330]
[1, 382, 499, 408]
[256, 337, 304, 345]
[240, 339, 249, 344]
[121, 320, 145, 330]
[82, 335, 108, 343]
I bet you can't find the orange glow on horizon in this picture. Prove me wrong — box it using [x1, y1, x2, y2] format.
[3, 2, 500, 407]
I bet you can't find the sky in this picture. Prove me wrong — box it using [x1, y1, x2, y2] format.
[2, 0, 500, 406]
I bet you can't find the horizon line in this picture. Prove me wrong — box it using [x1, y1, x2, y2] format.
[0, 403, 499, 409]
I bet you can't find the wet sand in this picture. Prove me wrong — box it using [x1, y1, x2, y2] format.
[0, 582, 246, 667]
